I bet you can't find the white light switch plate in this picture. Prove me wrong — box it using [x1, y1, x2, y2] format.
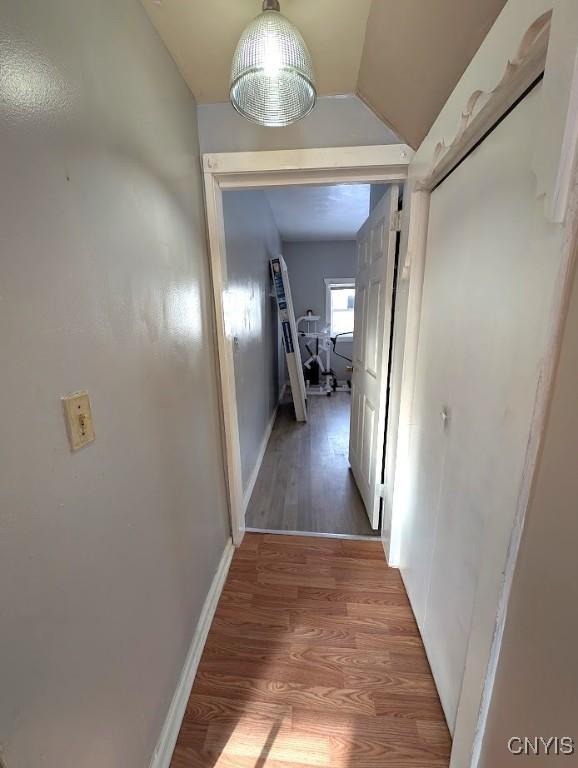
[62, 391, 95, 450]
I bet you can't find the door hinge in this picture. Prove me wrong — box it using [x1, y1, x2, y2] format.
[390, 210, 402, 232]
[378, 483, 385, 498]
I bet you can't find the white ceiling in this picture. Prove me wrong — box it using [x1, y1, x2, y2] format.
[140, 0, 508, 148]
[265, 184, 370, 242]
[140, 0, 372, 103]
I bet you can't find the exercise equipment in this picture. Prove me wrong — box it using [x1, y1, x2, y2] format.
[297, 312, 352, 396]
[296, 312, 333, 395]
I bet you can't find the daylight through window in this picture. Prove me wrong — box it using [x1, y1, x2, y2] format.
[329, 283, 355, 338]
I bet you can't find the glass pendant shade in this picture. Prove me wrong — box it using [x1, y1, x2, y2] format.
[230, 2, 316, 127]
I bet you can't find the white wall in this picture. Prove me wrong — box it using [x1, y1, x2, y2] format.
[399, 80, 562, 736]
[222, 191, 282, 493]
[283, 241, 357, 381]
[401, 72, 559, 752]
[197, 94, 399, 154]
[478, 242, 578, 766]
[0, 1, 231, 765]
[388, 3, 578, 765]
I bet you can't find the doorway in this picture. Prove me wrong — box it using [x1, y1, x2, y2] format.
[240, 184, 372, 535]
[202, 144, 412, 546]
[240, 183, 401, 538]
[224, 183, 386, 537]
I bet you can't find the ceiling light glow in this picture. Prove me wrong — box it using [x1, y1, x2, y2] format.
[229, 0, 316, 127]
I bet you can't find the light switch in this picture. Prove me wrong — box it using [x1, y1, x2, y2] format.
[62, 391, 95, 450]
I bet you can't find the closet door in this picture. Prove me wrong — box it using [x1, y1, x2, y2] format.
[401, 83, 560, 730]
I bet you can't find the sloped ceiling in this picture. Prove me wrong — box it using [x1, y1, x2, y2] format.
[140, 0, 372, 102]
[357, 0, 508, 148]
[141, 0, 507, 149]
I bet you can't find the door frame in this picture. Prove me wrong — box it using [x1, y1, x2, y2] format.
[202, 144, 413, 546]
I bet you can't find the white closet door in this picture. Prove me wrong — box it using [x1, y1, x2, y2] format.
[349, 185, 399, 530]
[401, 83, 561, 731]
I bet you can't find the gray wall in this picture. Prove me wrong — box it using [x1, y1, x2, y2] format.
[283, 241, 356, 382]
[223, 192, 282, 492]
[198, 95, 399, 153]
[0, 1, 230, 766]
[370, 184, 388, 211]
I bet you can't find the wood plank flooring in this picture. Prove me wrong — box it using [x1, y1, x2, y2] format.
[171, 534, 451, 768]
[246, 393, 376, 536]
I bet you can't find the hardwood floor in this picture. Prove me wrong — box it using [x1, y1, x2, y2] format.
[171, 534, 451, 767]
[246, 393, 377, 536]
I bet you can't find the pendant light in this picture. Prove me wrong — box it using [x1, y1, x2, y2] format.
[230, 0, 317, 127]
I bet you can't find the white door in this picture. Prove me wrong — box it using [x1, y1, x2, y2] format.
[349, 185, 400, 529]
[401, 85, 557, 730]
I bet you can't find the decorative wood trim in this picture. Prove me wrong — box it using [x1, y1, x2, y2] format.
[549, 47, 578, 223]
[387, 5, 578, 767]
[203, 172, 245, 547]
[387, 190, 430, 567]
[219, 169, 409, 190]
[149, 539, 234, 768]
[204, 145, 413, 190]
[418, 10, 552, 192]
[203, 145, 412, 175]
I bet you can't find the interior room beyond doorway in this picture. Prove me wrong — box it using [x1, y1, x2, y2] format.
[246, 391, 374, 535]
[222, 182, 392, 538]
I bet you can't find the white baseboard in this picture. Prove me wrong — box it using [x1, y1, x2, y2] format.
[242, 401, 280, 515]
[149, 539, 234, 768]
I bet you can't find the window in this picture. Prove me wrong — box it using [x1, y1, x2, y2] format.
[325, 279, 355, 339]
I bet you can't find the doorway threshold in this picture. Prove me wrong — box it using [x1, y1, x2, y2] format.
[245, 527, 380, 542]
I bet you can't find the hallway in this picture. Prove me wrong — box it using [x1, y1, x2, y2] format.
[171, 534, 451, 767]
[246, 394, 376, 536]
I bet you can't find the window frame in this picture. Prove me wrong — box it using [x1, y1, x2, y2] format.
[325, 278, 356, 340]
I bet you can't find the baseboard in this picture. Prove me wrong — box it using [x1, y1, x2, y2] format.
[242, 401, 279, 515]
[149, 539, 234, 768]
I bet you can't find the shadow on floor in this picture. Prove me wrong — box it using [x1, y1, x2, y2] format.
[170, 533, 451, 767]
